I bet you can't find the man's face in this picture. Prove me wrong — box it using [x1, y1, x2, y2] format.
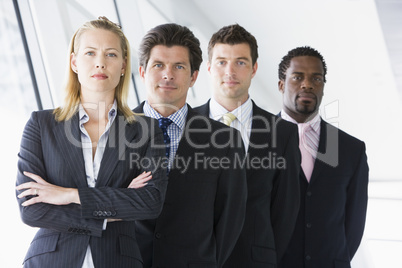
[139, 45, 198, 113]
[208, 43, 257, 105]
[279, 56, 325, 121]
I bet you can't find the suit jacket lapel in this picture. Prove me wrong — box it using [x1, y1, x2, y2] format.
[170, 106, 210, 173]
[248, 102, 273, 156]
[96, 112, 139, 187]
[310, 120, 339, 183]
[53, 113, 87, 188]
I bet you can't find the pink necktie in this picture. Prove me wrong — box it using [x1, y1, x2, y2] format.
[298, 124, 318, 182]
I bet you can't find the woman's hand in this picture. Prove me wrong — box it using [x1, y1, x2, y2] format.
[127, 171, 152, 188]
[16, 171, 80, 206]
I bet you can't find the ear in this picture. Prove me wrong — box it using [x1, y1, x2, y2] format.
[189, 70, 199, 87]
[251, 62, 258, 78]
[207, 61, 211, 74]
[70, 52, 77, 72]
[139, 66, 146, 82]
[278, 80, 284, 93]
[121, 57, 127, 75]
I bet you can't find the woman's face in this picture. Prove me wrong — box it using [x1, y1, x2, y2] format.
[71, 28, 126, 96]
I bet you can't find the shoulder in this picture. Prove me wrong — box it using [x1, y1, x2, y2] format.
[193, 101, 209, 116]
[187, 108, 237, 132]
[252, 103, 298, 135]
[27, 109, 58, 125]
[185, 108, 243, 146]
[130, 113, 162, 135]
[324, 120, 366, 148]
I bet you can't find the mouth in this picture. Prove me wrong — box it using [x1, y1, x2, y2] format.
[223, 80, 239, 87]
[92, 73, 108, 79]
[297, 92, 316, 103]
[158, 84, 177, 90]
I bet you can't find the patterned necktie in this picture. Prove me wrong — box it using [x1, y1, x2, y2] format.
[298, 123, 319, 182]
[222, 112, 237, 126]
[158, 118, 173, 159]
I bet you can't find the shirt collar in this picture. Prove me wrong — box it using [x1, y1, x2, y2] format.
[79, 100, 118, 123]
[210, 96, 253, 126]
[281, 109, 321, 134]
[144, 101, 188, 131]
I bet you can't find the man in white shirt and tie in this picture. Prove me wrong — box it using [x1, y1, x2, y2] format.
[195, 24, 301, 267]
[277, 46, 369, 268]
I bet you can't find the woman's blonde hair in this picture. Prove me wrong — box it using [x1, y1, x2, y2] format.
[54, 16, 135, 123]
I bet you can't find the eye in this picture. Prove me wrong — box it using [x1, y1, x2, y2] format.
[176, 65, 184, 70]
[85, 51, 95, 56]
[292, 76, 301, 81]
[217, 61, 225, 66]
[154, 64, 163, 68]
[313, 77, 322, 82]
[107, 53, 117, 57]
[237, 61, 246, 66]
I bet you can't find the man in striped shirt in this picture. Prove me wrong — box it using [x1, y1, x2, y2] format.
[134, 23, 247, 268]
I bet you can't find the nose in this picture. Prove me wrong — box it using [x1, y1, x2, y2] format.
[225, 63, 236, 77]
[163, 67, 174, 80]
[302, 78, 313, 90]
[95, 56, 106, 69]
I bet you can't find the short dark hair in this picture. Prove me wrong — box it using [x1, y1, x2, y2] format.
[138, 23, 202, 75]
[278, 46, 327, 82]
[208, 24, 258, 65]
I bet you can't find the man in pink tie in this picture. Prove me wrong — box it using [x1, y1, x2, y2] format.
[278, 46, 369, 268]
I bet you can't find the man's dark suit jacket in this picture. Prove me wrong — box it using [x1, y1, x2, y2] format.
[16, 110, 168, 268]
[134, 103, 247, 268]
[278, 119, 369, 268]
[194, 100, 300, 267]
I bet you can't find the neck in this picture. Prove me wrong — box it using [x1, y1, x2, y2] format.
[150, 102, 185, 117]
[213, 95, 248, 112]
[284, 109, 318, 124]
[81, 91, 115, 121]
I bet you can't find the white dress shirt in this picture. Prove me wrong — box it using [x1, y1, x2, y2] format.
[209, 97, 253, 152]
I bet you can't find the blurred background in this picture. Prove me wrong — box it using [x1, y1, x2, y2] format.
[1, 0, 401, 267]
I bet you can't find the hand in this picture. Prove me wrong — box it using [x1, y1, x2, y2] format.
[127, 171, 152, 189]
[16, 171, 80, 206]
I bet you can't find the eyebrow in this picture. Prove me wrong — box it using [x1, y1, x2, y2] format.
[291, 72, 323, 76]
[151, 59, 189, 66]
[215, 56, 251, 62]
[84, 47, 120, 52]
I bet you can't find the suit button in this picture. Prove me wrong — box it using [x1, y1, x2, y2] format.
[306, 223, 312, 228]
[306, 255, 311, 261]
[155, 232, 162, 239]
[306, 191, 312, 197]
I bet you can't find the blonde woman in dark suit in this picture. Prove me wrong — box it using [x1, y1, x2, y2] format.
[15, 17, 167, 268]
